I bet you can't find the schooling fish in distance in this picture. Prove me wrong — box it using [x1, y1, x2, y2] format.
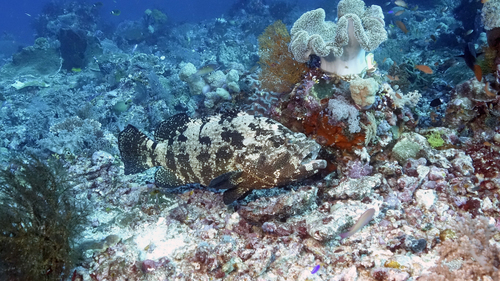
[394, 10, 405, 16]
[394, 0, 408, 8]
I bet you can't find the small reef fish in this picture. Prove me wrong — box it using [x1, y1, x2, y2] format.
[459, 42, 478, 70]
[473, 64, 482, 82]
[430, 98, 443, 107]
[485, 82, 497, 97]
[111, 9, 121, 16]
[395, 20, 408, 34]
[196, 64, 218, 76]
[464, 29, 474, 36]
[118, 112, 327, 204]
[387, 74, 399, 81]
[394, 0, 408, 8]
[415, 65, 433, 74]
[482, 0, 490, 3]
[437, 58, 458, 72]
[311, 264, 321, 274]
[340, 208, 376, 240]
[394, 10, 405, 16]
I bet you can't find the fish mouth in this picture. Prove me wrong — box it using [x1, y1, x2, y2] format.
[300, 144, 321, 165]
[299, 144, 327, 170]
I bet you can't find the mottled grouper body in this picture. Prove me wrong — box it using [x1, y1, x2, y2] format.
[118, 111, 326, 204]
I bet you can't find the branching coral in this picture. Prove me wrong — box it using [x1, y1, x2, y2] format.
[289, 0, 387, 76]
[0, 155, 87, 280]
[258, 20, 308, 93]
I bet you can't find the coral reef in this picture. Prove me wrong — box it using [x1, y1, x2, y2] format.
[179, 62, 242, 109]
[0, 37, 62, 79]
[0, 0, 499, 280]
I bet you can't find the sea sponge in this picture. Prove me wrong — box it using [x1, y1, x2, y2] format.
[204, 88, 232, 108]
[289, 0, 387, 76]
[206, 70, 226, 88]
[179, 62, 206, 95]
[349, 77, 378, 107]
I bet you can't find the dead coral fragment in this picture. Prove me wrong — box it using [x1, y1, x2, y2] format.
[258, 20, 308, 93]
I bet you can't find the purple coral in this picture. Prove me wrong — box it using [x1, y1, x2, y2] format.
[347, 160, 373, 178]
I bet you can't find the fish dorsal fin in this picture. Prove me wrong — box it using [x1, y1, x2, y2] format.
[223, 186, 250, 205]
[155, 166, 184, 188]
[155, 113, 191, 143]
[208, 170, 243, 190]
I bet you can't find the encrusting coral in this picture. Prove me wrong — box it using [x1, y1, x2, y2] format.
[289, 0, 387, 76]
[481, 0, 500, 31]
[349, 77, 379, 108]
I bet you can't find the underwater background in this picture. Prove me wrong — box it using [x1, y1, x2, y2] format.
[0, 0, 499, 280]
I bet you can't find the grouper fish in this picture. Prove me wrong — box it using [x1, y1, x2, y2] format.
[118, 111, 327, 204]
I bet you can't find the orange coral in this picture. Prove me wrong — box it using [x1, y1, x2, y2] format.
[303, 114, 365, 150]
[258, 21, 309, 93]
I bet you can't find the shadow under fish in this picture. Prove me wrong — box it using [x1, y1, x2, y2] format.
[118, 111, 326, 204]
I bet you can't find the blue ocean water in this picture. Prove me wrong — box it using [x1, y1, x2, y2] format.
[0, 0, 326, 45]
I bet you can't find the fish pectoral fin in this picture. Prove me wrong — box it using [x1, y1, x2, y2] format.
[223, 186, 249, 205]
[155, 167, 184, 188]
[208, 170, 243, 190]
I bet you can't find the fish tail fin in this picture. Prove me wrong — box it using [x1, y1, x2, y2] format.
[118, 125, 157, 175]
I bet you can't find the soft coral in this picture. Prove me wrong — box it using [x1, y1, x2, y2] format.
[258, 20, 309, 93]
